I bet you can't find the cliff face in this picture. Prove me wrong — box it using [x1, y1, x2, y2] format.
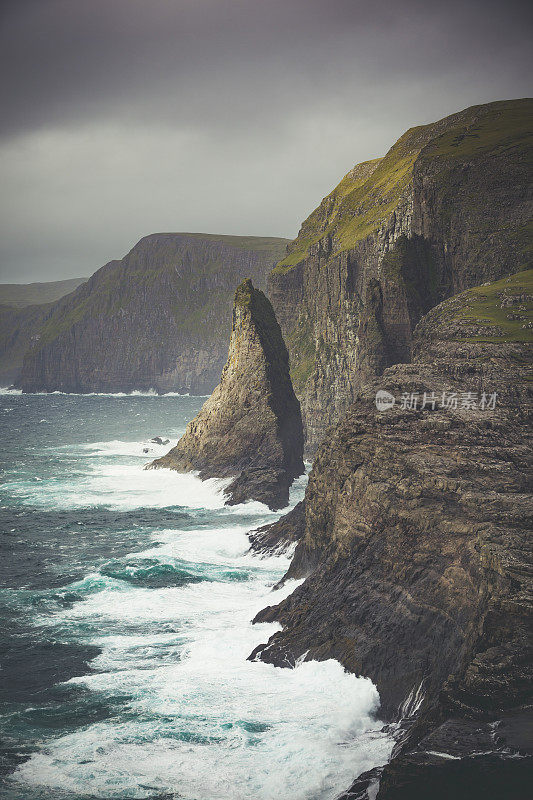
[0, 278, 88, 386]
[0, 303, 53, 386]
[17, 233, 289, 394]
[252, 270, 532, 796]
[149, 280, 304, 510]
[268, 99, 533, 451]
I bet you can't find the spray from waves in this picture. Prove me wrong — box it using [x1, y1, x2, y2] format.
[13, 520, 394, 800]
[2, 460, 273, 513]
[78, 439, 173, 457]
[3, 436, 307, 518]
[0, 388, 209, 397]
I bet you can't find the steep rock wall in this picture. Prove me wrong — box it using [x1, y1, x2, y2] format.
[149, 280, 304, 510]
[0, 303, 54, 386]
[268, 99, 533, 451]
[252, 270, 533, 796]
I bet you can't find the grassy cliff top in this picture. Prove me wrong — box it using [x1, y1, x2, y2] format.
[418, 269, 533, 351]
[0, 277, 87, 308]
[136, 232, 291, 253]
[27, 233, 289, 350]
[273, 98, 533, 274]
[448, 268, 533, 343]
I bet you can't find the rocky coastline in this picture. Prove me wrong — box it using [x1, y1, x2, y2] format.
[3, 97, 530, 799]
[250, 270, 533, 797]
[268, 99, 532, 453]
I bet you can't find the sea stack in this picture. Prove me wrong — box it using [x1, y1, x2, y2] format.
[149, 279, 304, 510]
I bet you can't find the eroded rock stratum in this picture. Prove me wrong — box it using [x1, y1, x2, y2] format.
[252, 269, 532, 798]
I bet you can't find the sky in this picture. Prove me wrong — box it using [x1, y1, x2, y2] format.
[0, 0, 531, 283]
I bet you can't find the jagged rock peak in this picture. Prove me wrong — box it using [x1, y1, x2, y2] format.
[149, 279, 304, 510]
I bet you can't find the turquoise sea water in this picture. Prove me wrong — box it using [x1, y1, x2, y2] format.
[0, 391, 392, 800]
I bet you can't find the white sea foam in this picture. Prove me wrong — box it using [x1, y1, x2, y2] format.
[4, 462, 233, 511]
[17, 523, 393, 799]
[9, 389, 206, 397]
[140, 525, 283, 568]
[46, 389, 164, 397]
[79, 438, 178, 458]
[6, 416, 391, 799]
[4, 438, 307, 515]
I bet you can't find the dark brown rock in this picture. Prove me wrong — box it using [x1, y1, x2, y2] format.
[248, 500, 305, 556]
[251, 271, 533, 796]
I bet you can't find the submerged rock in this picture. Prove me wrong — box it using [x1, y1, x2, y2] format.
[149, 279, 304, 510]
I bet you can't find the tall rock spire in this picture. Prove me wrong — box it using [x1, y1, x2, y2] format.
[149, 279, 304, 510]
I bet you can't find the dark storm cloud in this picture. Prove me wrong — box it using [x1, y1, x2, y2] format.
[0, 0, 531, 281]
[1, 0, 530, 138]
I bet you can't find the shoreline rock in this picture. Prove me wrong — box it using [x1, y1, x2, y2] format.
[250, 271, 533, 796]
[248, 500, 305, 557]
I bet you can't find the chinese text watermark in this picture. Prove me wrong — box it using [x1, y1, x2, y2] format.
[375, 389, 498, 412]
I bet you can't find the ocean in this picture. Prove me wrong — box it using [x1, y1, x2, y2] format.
[0, 391, 393, 800]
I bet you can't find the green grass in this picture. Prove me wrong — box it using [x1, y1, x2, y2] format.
[273, 99, 533, 275]
[0, 277, 87, 308]
[287, 315, 316, 392]
[450, 269, 533, 343]
[421, 100, 533, 162]
[272, 134, 432, 273]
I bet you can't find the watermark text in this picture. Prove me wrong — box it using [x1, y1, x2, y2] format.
[375, 389, 498, 412]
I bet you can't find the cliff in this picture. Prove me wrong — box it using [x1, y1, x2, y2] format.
[16, 233, 289, 394]
[149, 280, 304, 510]
[252, 270, 532, 797]
[0, 303, 52, 386]
[268, 98, 533, 451]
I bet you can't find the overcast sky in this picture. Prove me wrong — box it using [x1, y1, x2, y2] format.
[0, 0, 531, 282]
